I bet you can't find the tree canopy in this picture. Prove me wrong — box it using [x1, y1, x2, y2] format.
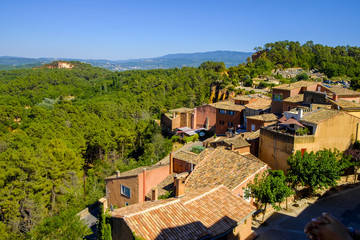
[0, 62, 225, 238]
[244, 170, 292, 221]
[287, 149, 352, 194]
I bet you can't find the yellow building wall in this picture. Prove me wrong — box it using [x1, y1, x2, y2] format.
[348, 112, 360, 119]
[259, 129, 294, 172]
[294, 113, 360, 153]
[259, 112, 360, 172]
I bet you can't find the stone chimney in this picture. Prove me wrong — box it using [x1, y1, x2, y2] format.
[231, 143, 235, 151]
[169, 151, 174, 174]
[174, 173, 188, 198]
[172, 112, 176, 118]
[116, 170, 120, 177]
[333, 94, 338, 101]
[151, 187, 158, 201]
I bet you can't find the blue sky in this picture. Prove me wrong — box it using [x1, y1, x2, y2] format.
[1, 0, 359, 60]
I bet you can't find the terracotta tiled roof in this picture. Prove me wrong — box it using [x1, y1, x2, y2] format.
[223, 136, 250, 149]
[169, 107, 194, 113]
[323, 86, 360, 96]
[300, 109, 342, 124]
[246, 113, 278, 122]
[244, 98, 271, 110]
[283, 94, 304, 103]
[210, 99, 245, 112]
[185, 148, 267, 191]
[173, 150, 198, 163]
[272, 81, 318, 90]
[113, 199, 210, 240]
[105, 164, 169, 180]
[182, 186, 256, 237]
[281, 118, 305, 127]
[112, 186, 256, 240]
[332, 99, 360, 110]
[208, 135, 250, 150]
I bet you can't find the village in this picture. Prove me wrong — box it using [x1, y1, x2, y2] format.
[87, 80, 360, 240]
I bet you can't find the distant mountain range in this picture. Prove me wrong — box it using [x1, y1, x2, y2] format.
[0, 51, 253, 71]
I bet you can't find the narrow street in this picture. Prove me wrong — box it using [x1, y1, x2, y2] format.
[254, 186, 360, 240]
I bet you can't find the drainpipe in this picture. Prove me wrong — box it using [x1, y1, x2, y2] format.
[142, 168, 146, 202]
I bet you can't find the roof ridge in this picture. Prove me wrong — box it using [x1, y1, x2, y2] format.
[184, 148, 220, 185]
[183, 185, 223, 205]
[247, 130, 260, 140]
[123, 199, 181, 218]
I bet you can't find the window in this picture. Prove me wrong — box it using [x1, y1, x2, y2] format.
[125, 202, 129, 206]
[219, 120, 225, 125]
[121, 185, 131, 198]
[228, 121, 234, 127]
[273, 93, 283, 101]
[219, 109, 226, 114]
[227, 111, 235, 115]
[251, 124, 255, 131]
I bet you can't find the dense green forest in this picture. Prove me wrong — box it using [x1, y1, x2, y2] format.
[0, 62, 225, 239]
[259, 40, 360, 79]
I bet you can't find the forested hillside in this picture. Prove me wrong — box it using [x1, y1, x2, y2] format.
[258, 40, 360, 78]
[0, 62, 224, 238]
[1, 41, 360, 239]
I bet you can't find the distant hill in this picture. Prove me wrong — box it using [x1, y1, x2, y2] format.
[0, 51, 253, 71]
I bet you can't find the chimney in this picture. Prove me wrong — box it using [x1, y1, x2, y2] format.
[175, 176, 186, 198]
[231, 143, 235, 151]
[169, 151, 174, 174]
[174, 173, 188, 198]
[192, 108, 197, 129]
[172, 112, 176, 118]
[333, 94, 338, 101]
[205, 117, 209, 130]
[142, 168, 146, 202]
[116, 170, 120, 177]
[298, 109, 303, 120]
[151, 187, 158, 201]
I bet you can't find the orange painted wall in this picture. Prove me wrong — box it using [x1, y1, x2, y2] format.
[106, 175, 139, 208]
[195, 105, 217, 131]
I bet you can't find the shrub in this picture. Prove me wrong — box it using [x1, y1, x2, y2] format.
[244, 79, 253, 87]
[191, 146, 206, 154]
[171, 135, 180, 142]
[295, 128, 310, 136]
[258, 81, 269, 89]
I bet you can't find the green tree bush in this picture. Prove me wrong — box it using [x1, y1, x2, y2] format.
[287, 149, 351, 195]
[244, 170, 292, 221]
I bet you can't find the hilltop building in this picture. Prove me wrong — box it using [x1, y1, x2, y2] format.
[271, 81, 360, 113]
[259, 108, 360, 171]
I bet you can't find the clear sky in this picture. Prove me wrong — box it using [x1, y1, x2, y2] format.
[1, 0, 359, 60]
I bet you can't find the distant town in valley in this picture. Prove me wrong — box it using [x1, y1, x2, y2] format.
[2, 41, 360, 240]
